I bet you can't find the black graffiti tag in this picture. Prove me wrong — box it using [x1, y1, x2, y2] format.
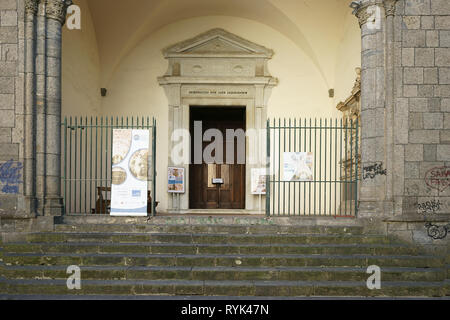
[362, 162, 387, 180]
[417, 199, 442, 215]
[425, 223, 449, 240]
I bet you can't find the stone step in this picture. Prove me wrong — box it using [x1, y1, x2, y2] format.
[1, 242, 421, 255]
[24, 232, 394, 245]
[0, 278, 445, 297]
[1, 265, 445, 282]
[54, 223, 366, 235]
[2, 252, 443, 268]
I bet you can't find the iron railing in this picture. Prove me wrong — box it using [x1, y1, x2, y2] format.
[266, 118, 359, 217]
[61, 116, 157, 215]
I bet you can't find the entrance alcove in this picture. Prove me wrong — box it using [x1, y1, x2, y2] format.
[61, 1, 362, 216]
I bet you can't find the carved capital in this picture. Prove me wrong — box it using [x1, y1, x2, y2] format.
[383, 0, 398, 16]
[25, 0, 39, 16]
[45, 0, 72, 24]
[353, 4, 374, 27]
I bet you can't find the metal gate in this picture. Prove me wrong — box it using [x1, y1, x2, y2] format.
[61, 116, 157, 215]
[266, 118, 359, 217]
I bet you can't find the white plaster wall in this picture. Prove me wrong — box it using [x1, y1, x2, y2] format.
[333, 10, 362, 105]
[62, 0, 101, 117]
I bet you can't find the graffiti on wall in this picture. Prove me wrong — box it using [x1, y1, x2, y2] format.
[425, 166, 450, 192]
[0, 159, 23, 194]
[417, 199, 442, 215]
[362, 162, 387, 180]
[425, 222, 449, 240]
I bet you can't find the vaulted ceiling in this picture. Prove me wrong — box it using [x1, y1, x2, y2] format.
[81, 0, 356, 86]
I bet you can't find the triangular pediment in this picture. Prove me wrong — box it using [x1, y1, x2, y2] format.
[163, 28, 273, 58]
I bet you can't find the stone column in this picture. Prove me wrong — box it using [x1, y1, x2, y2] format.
[22, 0, 39, 215]
[35, 0, 47, 215]
[42, 0, 71, 216]
[353, 0, 394, 217]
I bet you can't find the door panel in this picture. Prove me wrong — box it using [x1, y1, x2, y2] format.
[189, 107, 245, 209]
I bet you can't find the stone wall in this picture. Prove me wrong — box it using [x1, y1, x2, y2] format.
[0, 0, 70, 232]
[391, 0, 450, 246]
[0, 0, 26, 225]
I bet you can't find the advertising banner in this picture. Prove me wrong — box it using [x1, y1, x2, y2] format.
[110, 129, 149, 216]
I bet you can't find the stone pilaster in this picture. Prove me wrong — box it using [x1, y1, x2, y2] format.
[353, 0, 394, 217]
[22, 0, 39, 216]
[42, 0, 71, 216]
[34, 0, 47, 215]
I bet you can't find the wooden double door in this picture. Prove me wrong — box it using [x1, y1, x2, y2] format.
[189, 107, 246, 209]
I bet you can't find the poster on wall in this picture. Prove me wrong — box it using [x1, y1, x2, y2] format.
[168, 167, 185, 193]
[251, 168, 266, 195]
[110, 129, 149, 216]
[283, 152, 314, 181]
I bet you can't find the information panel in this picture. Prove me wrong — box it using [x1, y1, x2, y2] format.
[283, 152, 314, 181]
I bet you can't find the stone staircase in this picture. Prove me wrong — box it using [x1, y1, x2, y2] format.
[0, 218, 448, 298]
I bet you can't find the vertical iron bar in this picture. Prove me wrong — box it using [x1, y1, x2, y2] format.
[266, 119, 270, 217]
[350, 118, 354, 216]
[344, 118, 348, 216]
[288, 119, 291, 215]
[293, 118, 296, 215]
[84, 117, 87, 214]
[79, 117, 83, 213]
[306, 118, 309, 215]
[324, 118, 327, 216]
[339, 118, 343, 216]
[90, 117, 93, 214]
[100, 117, 103, 214]
[278, 118, 281, 216]
[272, 118, 275, 215]
[355, 118, 359, 217]
[314, 118, 317, 216]
[283, 118, 286, 215]
[74, 117, 78, 213]
[319, 118, 322, 215]
[335, 118, 338, 217]
[69, 117, 72, 214]
[329, 118, 332, 216]
[63, 117, 67, 215]
[152, 118, 157, 216]
[105, 117, 109, 214]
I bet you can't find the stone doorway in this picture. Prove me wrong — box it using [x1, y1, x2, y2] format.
[158, 28, 277, 213]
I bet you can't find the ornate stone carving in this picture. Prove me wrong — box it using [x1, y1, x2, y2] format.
[352, 1, 388, 27]
[383, 0, 398, 17]
[354, 4, 376, 27]
[45, 0, 72, 24]
[25, 0, 39, 16]
[336, 68, 361, 183]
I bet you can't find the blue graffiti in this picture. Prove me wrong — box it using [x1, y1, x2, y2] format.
[0, 159, 23, 194]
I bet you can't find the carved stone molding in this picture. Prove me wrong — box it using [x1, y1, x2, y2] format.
[45, 0, 72, 24]
[352, 1, 385, 27]
[383, 0, 398, 17]
[25, 0, 39, 16]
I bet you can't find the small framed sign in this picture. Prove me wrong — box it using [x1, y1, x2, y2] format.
[168, 167, 185, 193]
[212, 178, 224, 184]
